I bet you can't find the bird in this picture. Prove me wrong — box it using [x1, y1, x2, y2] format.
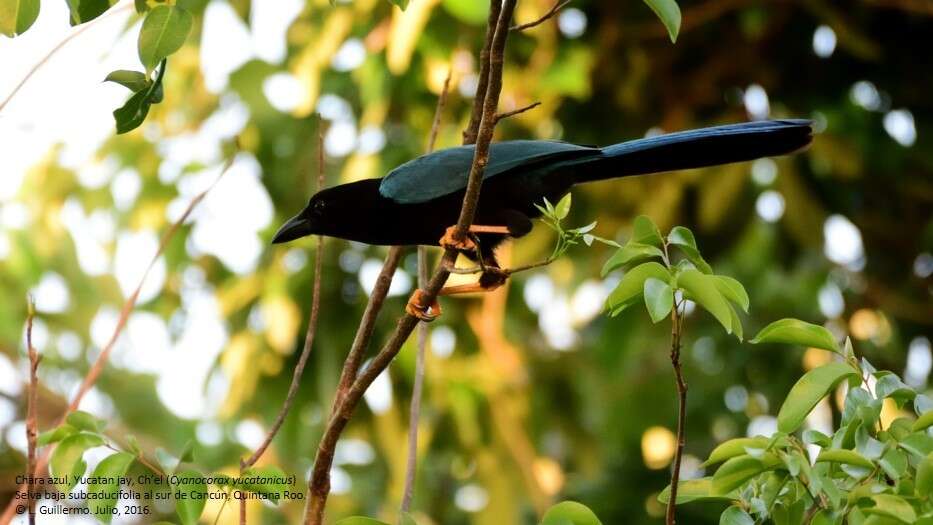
[272, 119, 813, 320]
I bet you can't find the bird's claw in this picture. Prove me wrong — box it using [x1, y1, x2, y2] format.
[406, 289, 442, 322]
[439, 226, 476, 252]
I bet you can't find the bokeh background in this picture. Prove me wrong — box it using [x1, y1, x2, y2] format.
[1, 0, 932, 523]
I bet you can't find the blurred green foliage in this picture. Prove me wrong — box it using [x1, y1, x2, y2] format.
[1, 0, 932, 523]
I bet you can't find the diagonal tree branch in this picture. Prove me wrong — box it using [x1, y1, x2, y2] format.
[303, 1, 518, 523]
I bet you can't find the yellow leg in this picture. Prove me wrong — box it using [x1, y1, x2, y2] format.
[406, 273, 508, 321]
[438, 224, 512, 251]
[406, 289, 442, 321]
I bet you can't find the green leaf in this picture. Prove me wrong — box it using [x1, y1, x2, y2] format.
[0, 0, 40, 37]
[750, 318, 839, 352]
[601, 242, 665, 276]
[642, 0, 681, 42]
[816, 449, 874, 469]
[712, 454, 782, 495]
[88, 452, 135, 523]
[38, 424, 77, 446]
[605, 262, 670, 315]
[50, 432, 105, 490]
[643, 277, 674, 323]
[778, 362, 859, 433]
[719, 506, 754, 525]
[677, 269, 733, 333]
[632, 215, 663, 247]
[113, 89, 152, 134]
[126, 434, 141, 456]
[540, 501, 603, 525]
[916, 453, 933, 497]
[658, 477, 739, 505]
[702, 437, 770, 467]
[134, 0, 147, 13]
[66, 410, 105, 432]
[138, 4, 192, 72]
[174, 469, 207, 525]
[334, 518, 391, 525]
[399, 511, 418, 525]
[66, 0, 112, 26]
[240, 465, 288, 503]
[899, 433, 933, 458]
[712, 275, 749, 313]
[667, 226, 712, 273]
[802, 430, 832, 447]
[104, 70, 149, 92]
[864, 494, 917, 523]
[554, 193, 572, 220]
[913, 411, 933, 432]
[727, 303, 744, 341]
[879, 448, 908, 480]
[387, 0, 409, 9]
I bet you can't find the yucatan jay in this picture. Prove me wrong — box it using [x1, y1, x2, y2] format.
[273, 119, 813, 320]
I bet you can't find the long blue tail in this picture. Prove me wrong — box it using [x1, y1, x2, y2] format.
[573, 119, 812, 183]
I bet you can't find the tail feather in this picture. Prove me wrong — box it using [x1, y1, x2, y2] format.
[574, 119, 813, 183]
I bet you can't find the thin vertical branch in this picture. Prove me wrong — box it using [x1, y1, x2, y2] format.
[401, 68, 452, 514]
[462, 0, 502, 145]
[303, 1, 517, 522]
[25, 298, 40, 525]
[666, 299, 688, 525]
[238, 122, 328, 524]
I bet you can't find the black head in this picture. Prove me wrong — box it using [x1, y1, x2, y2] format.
[271, 179, 385, 244]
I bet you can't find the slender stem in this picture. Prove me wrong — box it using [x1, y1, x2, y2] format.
[239, 120, 327, 524]
[401, 68, 451, 514]
[511, 0, 571, 31]
[666, 299, 688, 525]
[494, 101, 541, 122]
[462, 0, 502, 145]
[25, 298, 39, 525]
[303, 2, 517, 522]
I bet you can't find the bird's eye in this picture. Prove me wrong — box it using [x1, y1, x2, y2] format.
[312, 200, 326, 215]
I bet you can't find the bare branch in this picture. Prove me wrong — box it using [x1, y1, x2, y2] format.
[25, 297, 40, 525]
[402, 67, 452, 514]
[495, 101, 542, 123]
[238, 121, 328, 524]
[511, 0, 571, 31]
[303, 1, 518, 522]
[463, 0, 503, 145]
[666, 299, 688, 525]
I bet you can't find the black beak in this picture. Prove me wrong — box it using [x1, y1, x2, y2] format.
[272, 213, 313, 244]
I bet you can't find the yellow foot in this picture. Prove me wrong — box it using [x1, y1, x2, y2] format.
[439, 226, 476, 252]
[406, 289, 442, 322]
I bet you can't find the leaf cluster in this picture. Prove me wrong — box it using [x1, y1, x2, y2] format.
[664, 321, 933, 524]
[39, 411, 287, 524]
[602, 215, 747, 338]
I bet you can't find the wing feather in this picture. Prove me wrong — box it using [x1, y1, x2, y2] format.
[379, 140, 598, 204]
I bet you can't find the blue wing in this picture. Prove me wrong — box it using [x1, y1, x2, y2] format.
[379, 140, 599, 204]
